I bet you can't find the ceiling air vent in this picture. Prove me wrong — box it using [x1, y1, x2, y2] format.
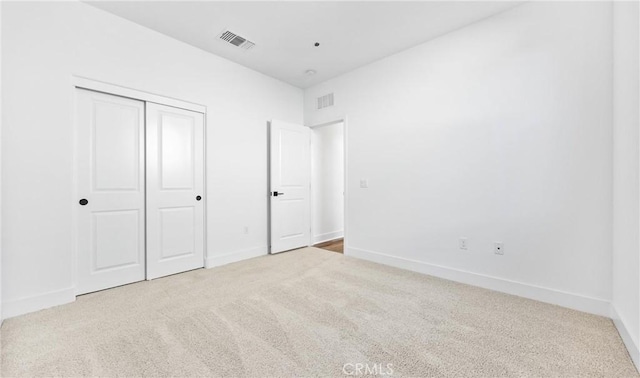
[317, 93, 334, 110]
[219, 30, 255, 50]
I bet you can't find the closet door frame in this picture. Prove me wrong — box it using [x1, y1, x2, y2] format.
[71, 76, 207, 295]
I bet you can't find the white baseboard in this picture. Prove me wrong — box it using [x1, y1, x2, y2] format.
[3, 287, 76, 320]
[205, 246, 267, 268]
[313, 230, 344, 245]
[611, 306, 640, 371]
[346, 246, 611, 317]
[2, 248, 268, 320]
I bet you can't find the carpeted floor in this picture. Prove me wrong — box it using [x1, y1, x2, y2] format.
[1, 247, 637, 377]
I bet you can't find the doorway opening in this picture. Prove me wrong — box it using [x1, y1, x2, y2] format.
[267, 118, 347, 255]
[310, 120, 345, 254]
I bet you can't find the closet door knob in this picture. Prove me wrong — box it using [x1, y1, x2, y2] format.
[79, 199, 88, 206]
[196, 195, 202, 201]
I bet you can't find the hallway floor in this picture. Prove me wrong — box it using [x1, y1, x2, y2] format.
[313, 238, 343, 253]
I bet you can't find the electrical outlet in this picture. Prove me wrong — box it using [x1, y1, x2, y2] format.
[494, 242, 504, 255]
[360, 179, 369, 188]
[243, 226, 249, 235]
[459, 237, 468, 250]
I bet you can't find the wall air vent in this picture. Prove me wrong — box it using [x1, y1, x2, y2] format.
[219, 30, 255, 50]
[317, 93, 334, 110]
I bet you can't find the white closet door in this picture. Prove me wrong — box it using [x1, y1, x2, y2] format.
[76, 89, 146, 295]
[146, 103, 205, 279]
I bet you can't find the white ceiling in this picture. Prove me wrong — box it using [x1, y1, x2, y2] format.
[87, 1, 522, 88]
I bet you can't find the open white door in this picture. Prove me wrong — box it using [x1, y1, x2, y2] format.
[146, 103, 205, 279]
[269, 120, 311, 253]
[76, 89, 146, 295]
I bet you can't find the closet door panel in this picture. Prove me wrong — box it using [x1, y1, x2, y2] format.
[146, 103, 205, 279]
[76, 89, 146, 295]
[160, 116, 195, 189]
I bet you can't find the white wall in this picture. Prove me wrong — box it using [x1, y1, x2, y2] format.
[612, 0, 640, 369]
[311, 122, 344, 244]
[0, 0, 3, 324]
[1, 2, 302, 318]
[305, 2, 613, 316]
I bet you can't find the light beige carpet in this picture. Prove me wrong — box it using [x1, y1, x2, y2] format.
[1, 247, 637, 377]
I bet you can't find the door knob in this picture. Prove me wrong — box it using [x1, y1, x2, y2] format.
[79, 199, 88, 206]
[196, 195, 202, 201]
[272, 192, 285, 197]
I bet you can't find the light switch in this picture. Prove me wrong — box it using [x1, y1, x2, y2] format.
[360, 179, 369, 188]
